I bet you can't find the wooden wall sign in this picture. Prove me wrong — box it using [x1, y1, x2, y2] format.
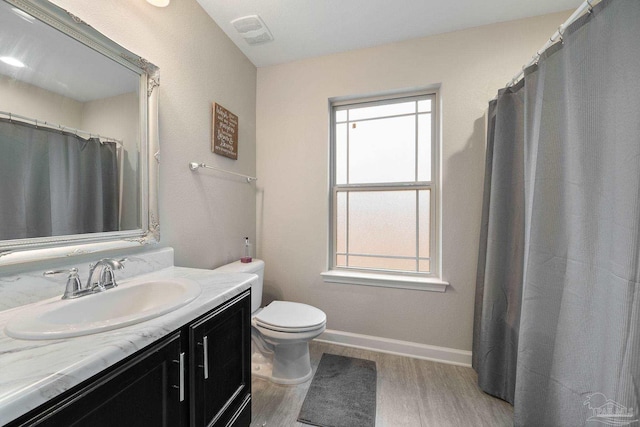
[212, 103, 238, 160]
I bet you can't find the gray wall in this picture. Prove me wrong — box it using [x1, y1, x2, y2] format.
[256, 11, 569, 352]
[51, 0, 258, 269]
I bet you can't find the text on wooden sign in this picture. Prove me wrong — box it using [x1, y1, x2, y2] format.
[212, 103, 238, 160]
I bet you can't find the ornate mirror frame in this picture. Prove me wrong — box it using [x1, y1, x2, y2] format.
[0, 0, 160, 266]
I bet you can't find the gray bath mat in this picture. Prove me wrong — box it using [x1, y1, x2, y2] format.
[297, 353, 377, 427]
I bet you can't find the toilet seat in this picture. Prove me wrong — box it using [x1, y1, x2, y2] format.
[253, 301, 326, 333]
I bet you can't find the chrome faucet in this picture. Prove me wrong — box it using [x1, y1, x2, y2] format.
[43, 258, 126, 299]
[44, 267, 88, 299]
[87, 258, 126, 292]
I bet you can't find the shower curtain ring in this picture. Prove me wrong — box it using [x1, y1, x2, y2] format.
[534, 51, 542, 65]
[586, 0, 593, 13]
[557, 27, 564, 44]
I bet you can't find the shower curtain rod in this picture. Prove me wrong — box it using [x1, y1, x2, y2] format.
[0, 110, 123, 145]
[506, 0, 600, 88]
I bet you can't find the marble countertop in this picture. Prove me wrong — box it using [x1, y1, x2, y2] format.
[0, 266, 254, 425]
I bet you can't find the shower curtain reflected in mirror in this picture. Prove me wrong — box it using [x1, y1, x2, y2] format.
[474, 0, 640, 425]
[0, 119, 119, 240]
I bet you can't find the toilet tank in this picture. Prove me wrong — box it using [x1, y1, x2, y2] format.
[213, 259, 264, 313]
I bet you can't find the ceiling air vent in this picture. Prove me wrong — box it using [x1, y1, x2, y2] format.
[231, 15, 273, 45]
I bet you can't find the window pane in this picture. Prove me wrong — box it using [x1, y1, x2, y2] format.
[419, 189, 431, 261]
[349, 116, 415, 184]
[336, 191, 347, 253]
[349, 256, 416, 272]
[348, 190, 416, 258]
[331, 93, 437, 276]
[336, 123, 347, 184]
[417, 113, 432, 182]
[349, 101, 415, 121]
[418, 99, 432, 113]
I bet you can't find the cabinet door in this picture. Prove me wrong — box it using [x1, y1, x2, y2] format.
[19, 333, 184, 427]
[189, 292, 251, 427]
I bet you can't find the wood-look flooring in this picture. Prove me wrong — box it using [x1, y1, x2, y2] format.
[250, 341, 513, 427]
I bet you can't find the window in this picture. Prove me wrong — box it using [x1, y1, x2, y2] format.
[326, 92, 442, 288]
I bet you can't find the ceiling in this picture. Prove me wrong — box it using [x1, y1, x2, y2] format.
[196, 0, 580, 68]
[0, 1, 138, 102]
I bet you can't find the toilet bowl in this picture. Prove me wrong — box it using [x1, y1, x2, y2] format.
[213, 259, 326, 384]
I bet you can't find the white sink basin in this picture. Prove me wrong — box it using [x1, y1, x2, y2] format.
[5, 278, 201, 340]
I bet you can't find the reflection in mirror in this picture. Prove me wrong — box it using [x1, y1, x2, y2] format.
[0, 0, 159, 264]
[0, 0, 140, 240]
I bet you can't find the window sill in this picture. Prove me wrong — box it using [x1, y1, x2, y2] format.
[320, 270, 449, 292]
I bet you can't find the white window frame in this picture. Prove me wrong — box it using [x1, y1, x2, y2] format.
[322, 90, 447, 292]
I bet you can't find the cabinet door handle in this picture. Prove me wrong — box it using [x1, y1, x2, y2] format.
[203, 335, 209, 380]
[179, 352, 185, 402]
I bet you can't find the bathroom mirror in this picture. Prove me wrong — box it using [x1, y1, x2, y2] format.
[0, 0, 159, 266]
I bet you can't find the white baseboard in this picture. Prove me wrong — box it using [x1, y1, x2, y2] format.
[315, 329, 472, 367]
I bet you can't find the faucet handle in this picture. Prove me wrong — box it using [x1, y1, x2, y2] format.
[111, 258, 127, 270]
[106, 258, 126, 288]
[100, 267, 117, 289]
[44, 268, 85, 299]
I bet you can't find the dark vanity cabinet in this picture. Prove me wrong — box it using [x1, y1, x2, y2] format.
[10, 333, 184, 427]
[190, 291, 251, 427]
[7, 291, 251, 427]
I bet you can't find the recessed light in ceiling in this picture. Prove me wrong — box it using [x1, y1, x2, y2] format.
[0, 56, 26, 68]
[231, 15, 273, 45]
[146, 0, 170, 7]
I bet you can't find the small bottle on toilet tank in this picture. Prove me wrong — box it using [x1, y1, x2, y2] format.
[241, 237, 252, 263]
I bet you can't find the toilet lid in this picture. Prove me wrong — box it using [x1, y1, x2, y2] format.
[254, 301, 326, 332]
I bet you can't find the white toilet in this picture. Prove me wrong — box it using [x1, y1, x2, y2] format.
[214, 259, 326, 384]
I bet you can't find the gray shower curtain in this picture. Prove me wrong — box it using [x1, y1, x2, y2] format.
[473, 85, 525, 404]
[474, 0, 640, 425]
[0, 119, 119, 240]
